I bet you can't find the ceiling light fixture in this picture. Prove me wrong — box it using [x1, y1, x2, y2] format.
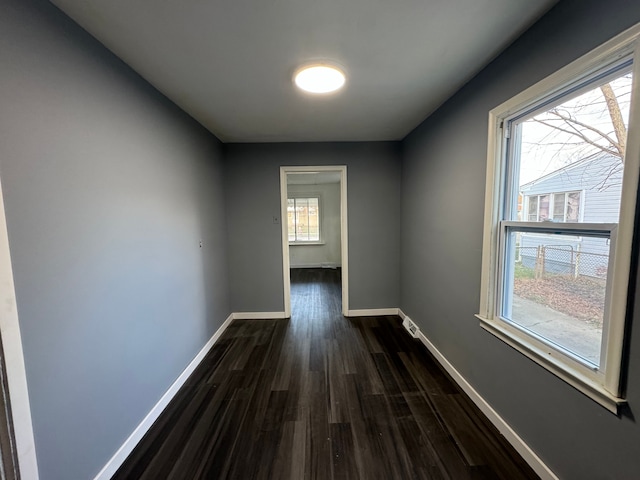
[294, 63, 346, 94]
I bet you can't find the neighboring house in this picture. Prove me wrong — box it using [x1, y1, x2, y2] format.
[519, 153, 622, 278]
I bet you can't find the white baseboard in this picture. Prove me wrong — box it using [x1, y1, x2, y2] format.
[93, 313, 235, 480]
[232, 311, 288, 320]
[397, 310, 557, 480]
[346, 308, 400, 317]
[94, 308, 556, 479]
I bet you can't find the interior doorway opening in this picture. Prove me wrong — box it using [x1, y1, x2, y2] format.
[280, 166, 348, 317]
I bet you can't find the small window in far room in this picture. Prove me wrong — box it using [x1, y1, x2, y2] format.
[287, 197, 320, 242]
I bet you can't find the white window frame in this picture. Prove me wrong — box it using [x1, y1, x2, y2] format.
[287, 194, 323, 245]
[477, 24, 640, 413]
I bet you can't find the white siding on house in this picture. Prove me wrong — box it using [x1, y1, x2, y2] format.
[519, 154, 621, 277]
[522, 153, 622, 222]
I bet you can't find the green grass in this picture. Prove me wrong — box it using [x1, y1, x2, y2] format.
[514, 262, 535, 279]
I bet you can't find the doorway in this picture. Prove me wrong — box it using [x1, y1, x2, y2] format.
[280, 166, 348, 317]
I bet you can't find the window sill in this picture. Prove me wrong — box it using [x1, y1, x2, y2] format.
[476, 314, 626, 415]
[289, 241, 325, 246]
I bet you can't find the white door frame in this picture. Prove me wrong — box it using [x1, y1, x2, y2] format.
[280, 166, 349, 317]
[0, 180, 39, 478]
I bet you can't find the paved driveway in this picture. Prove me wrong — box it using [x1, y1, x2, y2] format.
[511, 295, 602, 365]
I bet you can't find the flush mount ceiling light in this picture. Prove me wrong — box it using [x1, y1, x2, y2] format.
[294, 64, 346, 94]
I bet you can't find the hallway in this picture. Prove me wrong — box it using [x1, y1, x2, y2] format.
[113, 268, 538, 479]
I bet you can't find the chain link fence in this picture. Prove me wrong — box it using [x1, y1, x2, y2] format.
[517, 245, 609, 279]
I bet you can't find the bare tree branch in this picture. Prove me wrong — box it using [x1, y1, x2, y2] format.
[547, 109, 622, 154]
[532, 119, 620, 157]
[523, 76, 631, 191]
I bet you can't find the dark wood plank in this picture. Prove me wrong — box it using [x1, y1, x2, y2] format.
[329, 423, 358, 480]
[112, 268, 539, 480]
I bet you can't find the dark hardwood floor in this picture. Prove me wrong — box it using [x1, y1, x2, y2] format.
[113, 268, 538, 479]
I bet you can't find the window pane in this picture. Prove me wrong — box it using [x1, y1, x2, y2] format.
[505, 230, 609, 366]
[567, 192, 580, 222]
[296, 198, 310, 241]
[539, 194, 550, 221]
[528, 196, 538, 221]
[287, 199, 296, 241]
[553, 193, 566, 221]
[307, 198, 319, 241]
[288, 197, 320, 242]
[516, 71, 632, 224]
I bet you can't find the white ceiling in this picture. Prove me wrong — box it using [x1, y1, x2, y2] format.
[50, 0, 558, 143]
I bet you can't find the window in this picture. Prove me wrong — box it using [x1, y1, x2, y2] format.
[525, 191, 581, 222]
[287, 197, 320, 242]
[478, 25, 640, 412]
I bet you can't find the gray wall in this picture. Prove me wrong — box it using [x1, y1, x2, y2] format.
[401, 0, 640, 478]
[224, 143, 401, 313]
[0, 0, 230, 478]
[8, 0, 640, 478]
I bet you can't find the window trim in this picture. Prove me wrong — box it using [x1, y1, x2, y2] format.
[287, 194, 322, 244]
[477, 24, 640, 413]
[498, 222, 615, 371]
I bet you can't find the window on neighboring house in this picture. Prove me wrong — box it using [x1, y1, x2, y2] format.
[525, 191, 581, 222]
[287, 197, 320, 242]
[478, 26, 640, 413]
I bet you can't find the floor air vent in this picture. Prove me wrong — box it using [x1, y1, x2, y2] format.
[402, 317, 420, 339]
